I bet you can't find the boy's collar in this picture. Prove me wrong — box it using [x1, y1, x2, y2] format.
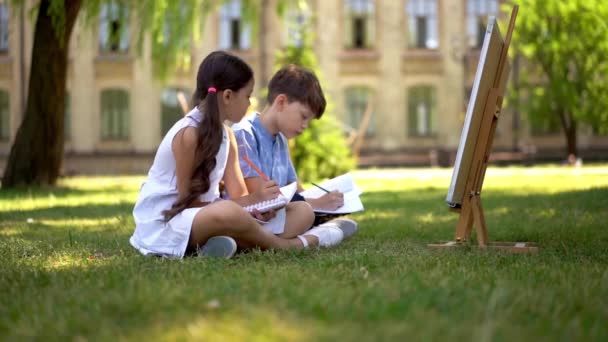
[258, 110, 281, 137]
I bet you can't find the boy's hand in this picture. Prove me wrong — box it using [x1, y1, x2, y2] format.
[254, 180, 281, 202]
[313, 191, 344, 211]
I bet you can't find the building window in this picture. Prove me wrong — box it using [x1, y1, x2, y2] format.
[283, 4, 309, 47]
[344, 0, 375, 49]
[65, 92, 71, 140]
[0, 4, 8, 53]
[161, 87, 189, 137]
[99, 2, 130, 54]
[467, 0, 498, 48]
[406, 0, 438, 49]
[592, 126, 608, 137]
[345, 87, 375, 136]
[408, 86, 437, 136]
[0, 90, 9, 140]
[100, 89, 130, 140]
[218, 0, 251, 50]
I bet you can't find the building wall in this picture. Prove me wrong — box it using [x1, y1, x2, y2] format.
[0, 0, 607, 175]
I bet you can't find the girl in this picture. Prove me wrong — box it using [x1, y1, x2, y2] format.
[130, 51, 344, 258]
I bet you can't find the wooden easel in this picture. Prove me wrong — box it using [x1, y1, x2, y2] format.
[429, 6, 537, 253]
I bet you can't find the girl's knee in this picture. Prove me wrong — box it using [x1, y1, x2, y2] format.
[212, 201, 261, 236]
[287, 201, 315, 225]
[195, 201, 248, 226]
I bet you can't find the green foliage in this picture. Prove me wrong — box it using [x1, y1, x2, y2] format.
[46, 0, 66, 44]
[508, 0, 608, 140]
[273, 2, 355, 182]
[133, 0, 213, 79]
[2, 169, 608, 339]
[291, 116, 356, 183]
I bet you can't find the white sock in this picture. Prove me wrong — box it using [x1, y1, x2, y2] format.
[297, 235, 309, 248]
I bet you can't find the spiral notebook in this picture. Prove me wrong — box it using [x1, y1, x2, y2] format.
[243, 182, 298, 214]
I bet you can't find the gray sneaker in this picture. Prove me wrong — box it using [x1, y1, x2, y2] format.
[326, 218, 358, 239]
[198, 236, 237, 258]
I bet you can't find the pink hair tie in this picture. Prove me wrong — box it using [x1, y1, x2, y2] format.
[208, 87, 217, 93]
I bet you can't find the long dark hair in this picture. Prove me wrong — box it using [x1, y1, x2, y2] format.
[163, 51, 253, 221]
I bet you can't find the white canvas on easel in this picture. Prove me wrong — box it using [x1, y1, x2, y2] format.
[446, 17, 504, 208]
[429, 6, 538, 253]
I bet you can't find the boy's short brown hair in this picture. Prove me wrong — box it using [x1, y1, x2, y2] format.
[267, 64, 326, 118]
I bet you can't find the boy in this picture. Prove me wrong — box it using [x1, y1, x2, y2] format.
[232, 64, 357, 238]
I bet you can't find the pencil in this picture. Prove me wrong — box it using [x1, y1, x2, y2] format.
[311, 182, 331, 193]
[241, 155, 270, 181]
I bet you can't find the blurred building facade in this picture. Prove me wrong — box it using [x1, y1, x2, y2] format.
[0, 0, 607, 174]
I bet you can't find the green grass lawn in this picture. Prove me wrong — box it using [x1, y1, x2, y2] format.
[1, 166, 607, 341]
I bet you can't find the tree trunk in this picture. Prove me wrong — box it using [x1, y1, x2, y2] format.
[565, 121, 577, 158]
[2, 0, 82, 188]
[558, 108, 578, 158]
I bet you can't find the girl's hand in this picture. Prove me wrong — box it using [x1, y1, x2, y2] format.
[253, 180, 281, 202]
[250, 208, 277, 222]
[315, 191, 344, 211]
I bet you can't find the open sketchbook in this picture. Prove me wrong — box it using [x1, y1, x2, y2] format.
[243, 182, 298, 214]
[247, 182, 298, 235]
[300, 173, 364, 214]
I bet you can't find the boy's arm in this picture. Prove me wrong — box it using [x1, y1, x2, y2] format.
[305, 191, 344, 211]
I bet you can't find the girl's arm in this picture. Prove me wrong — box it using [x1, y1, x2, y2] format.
[244, 176, 264, 194]
[223, 126, 280, 206]
[172, 127, 209, 207]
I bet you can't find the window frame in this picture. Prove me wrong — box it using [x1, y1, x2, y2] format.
[466, 0, 499, 49]
[218, 0, 251, 50]
[344, 86, 375, 137]
[0, 89, 9, 141]
[98, 2, 130, 55]
[0, 4, 9, 53]
[160, 87, 190, 137]
[343, 0, 375, 50]
[406, 0, 439, 50]
[100, 88, 130, 141]
[407, 85, 438, 137]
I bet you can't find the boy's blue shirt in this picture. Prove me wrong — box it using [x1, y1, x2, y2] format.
[232, 113, 297, 187]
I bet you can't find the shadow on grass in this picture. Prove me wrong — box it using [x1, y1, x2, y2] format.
[0, 184, 137, 200]
[0, 202, 134, 221]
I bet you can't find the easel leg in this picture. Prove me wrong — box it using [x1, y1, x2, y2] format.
[472, 196, 489, 247]
[454, 204, 473, 242]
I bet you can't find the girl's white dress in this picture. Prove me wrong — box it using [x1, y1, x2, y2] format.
[130, 108, 229, 258]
